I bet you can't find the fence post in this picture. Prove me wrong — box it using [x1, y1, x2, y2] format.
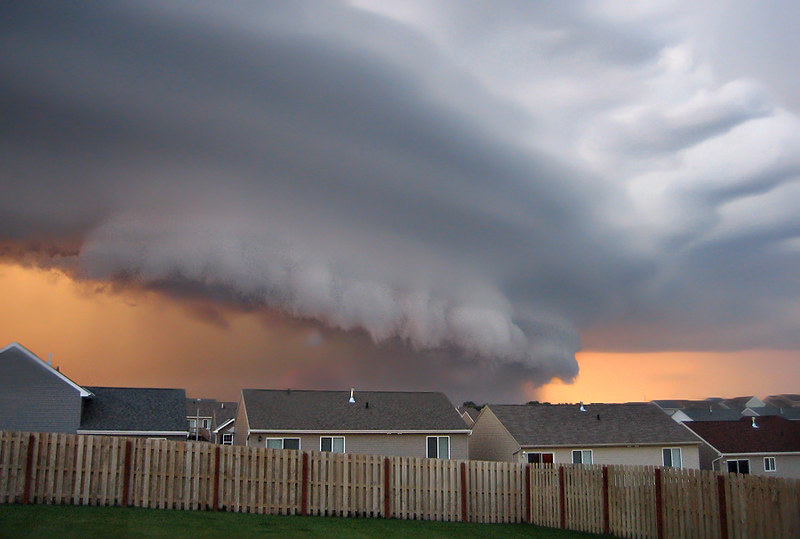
[213, 445, 221, 511]
[717, 474, 729, 539]
[602, 466, 609, 536]
[301, 452, 309, 516]
[460, 462, 468, 522]
[558, 465, 566, 529]
[383, 458, 391, 518]
[654, 468, 664, 539]
[122, 440, 133, 507]
[23, 434, 35, 505]
[525, 464, 531, 524]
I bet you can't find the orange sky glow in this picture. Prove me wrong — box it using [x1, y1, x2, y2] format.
[3, 262, 798, 404]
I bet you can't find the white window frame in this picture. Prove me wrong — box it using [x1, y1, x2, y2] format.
[265, 437, 301, 450]
[188, 418, 197, 429]
[426, 436, 451, 459]
[201, 418, 210, 429]
[526, 452, 554, 464]
[764, 456, 776, 472]
[320, 436, 346, 453]
[572, 449, 593, 465]
[221, 433, 234, 445]
[727, 459, 750, 474]
[662, 447, 682, 468]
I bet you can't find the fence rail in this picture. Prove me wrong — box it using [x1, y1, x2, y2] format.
[1, 431, 799, 537]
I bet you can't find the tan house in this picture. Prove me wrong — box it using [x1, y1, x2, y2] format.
[234, 389, 470, 459]
[684, 416, 800, 478]
[470, 402, 702, 468]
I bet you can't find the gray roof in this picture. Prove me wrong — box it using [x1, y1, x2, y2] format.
[186, 399, 238, 425]
[80, 387, 188, 432]
[489, 403, 701, 447]
[242, 389, 467, 431]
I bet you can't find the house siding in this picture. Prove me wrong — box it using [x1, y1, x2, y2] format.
[468, 408, 520, 462]
[0, 347, 83, 433]
[716, 454, 800, 479]
[245, 432, 469, 459]
[519, 444, 701, 469]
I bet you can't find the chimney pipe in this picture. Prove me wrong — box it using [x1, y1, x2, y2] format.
[349, 388, 355, 404]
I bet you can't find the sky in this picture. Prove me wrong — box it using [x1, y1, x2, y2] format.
[2, 1, 799, 405]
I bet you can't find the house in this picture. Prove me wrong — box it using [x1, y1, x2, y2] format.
[234, 389, 470, 459]
[186, 398, 237, 444]
[469, 402, 702, 468]
[1, 342, 93, 433]
[683, 416, 800, 478]
[78, 387, 189, 440]
[0, 342, 188, 439]
[457, 406, 480, 428]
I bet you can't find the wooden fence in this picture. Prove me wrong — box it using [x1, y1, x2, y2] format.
[1, 431, 799, 538]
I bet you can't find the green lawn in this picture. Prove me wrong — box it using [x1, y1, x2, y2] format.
[0, 504, 605, 538]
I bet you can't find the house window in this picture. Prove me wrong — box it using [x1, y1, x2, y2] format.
[764, 457, 776, 472]
[527, 452, 554, 464]
[320, 436, 345, 453]
[727, 459, 750, 474]
[427, 436, 450, 459]
[202, 419, 210, 429]
[266, 438, 301, 450]
[572, 450, 593, 465]
[188, 419, 197, 429]
[222, 434, 233, 445]
[662, 448, 682, 468]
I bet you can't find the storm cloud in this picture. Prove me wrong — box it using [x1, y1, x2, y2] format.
[2, 1, 799, 401]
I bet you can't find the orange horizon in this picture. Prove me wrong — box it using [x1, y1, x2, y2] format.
[2, 262, 798, 404]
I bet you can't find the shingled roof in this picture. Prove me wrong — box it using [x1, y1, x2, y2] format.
[242, 389, 467, 432]
[488, 402, 701, 447]
[685, 416, 800, 454]
[80, 387, 188, 433]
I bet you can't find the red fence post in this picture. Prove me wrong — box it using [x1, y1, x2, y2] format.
[558, 465, 566, 529]
[122, 440, 133, 507]
[525, 464, 531, 524]
[460, 462, 468, 522]
[654, 468, 664, 539]
[301, 452, 309, 516]
[213, 445, 221, 511]
[717, 474, 729, 539]
[23, 434, 35, 505]
[383, 458, 391, 518]
[602, 466, 610, 535]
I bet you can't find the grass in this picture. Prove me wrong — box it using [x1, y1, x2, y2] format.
[0, 504, 605, 538]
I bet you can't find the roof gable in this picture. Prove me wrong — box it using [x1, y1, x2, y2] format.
[685, 416, 800, 454]
[0, 342, 92, 397]
[242, 389, 467, 432]
[489, 402, 701, 447]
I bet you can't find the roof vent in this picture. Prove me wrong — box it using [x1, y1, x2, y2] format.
[47, 353, 53, 366]
[365, 401, 369, 409]
[752, 417, 758, 429]
[349, 388, 355, 404]
[579, 402, 586, 412]
[596, 414, 600, 420]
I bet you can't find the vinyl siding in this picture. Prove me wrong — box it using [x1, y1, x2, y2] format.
[716, 454, 800, 479]
[0, 348, 83, 433]
[245, 432, 469, 459]
[469, 408, 521, 462]
[519, 444, 701, 468]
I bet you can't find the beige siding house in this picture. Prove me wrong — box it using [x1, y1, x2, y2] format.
[684, 416, 800, 479]
[235, 389, 469, 459]
[470, 402, 702, 469]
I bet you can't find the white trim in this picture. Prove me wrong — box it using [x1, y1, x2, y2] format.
[572, 449, 593, 465]
[77, 430, 189, 436]
[320, 435, 346, 453]
[248, 429, 470, 435]
[524, 451, 555, 464]
[264, 437, 301, 450]
[718, 451, 800, 457]
[764, 456, 777, 472]
[221, 433, 234, 445]
[1, 342, 93, 398]
[662, 447, 683, 468]
[521, 441, 699, 449]
[726, 458, 751, 474]
[213, 418, 235, 434]
[426, 435, 451, 459]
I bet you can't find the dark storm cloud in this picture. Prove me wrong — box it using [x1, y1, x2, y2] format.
[2, 1, 799, 400]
